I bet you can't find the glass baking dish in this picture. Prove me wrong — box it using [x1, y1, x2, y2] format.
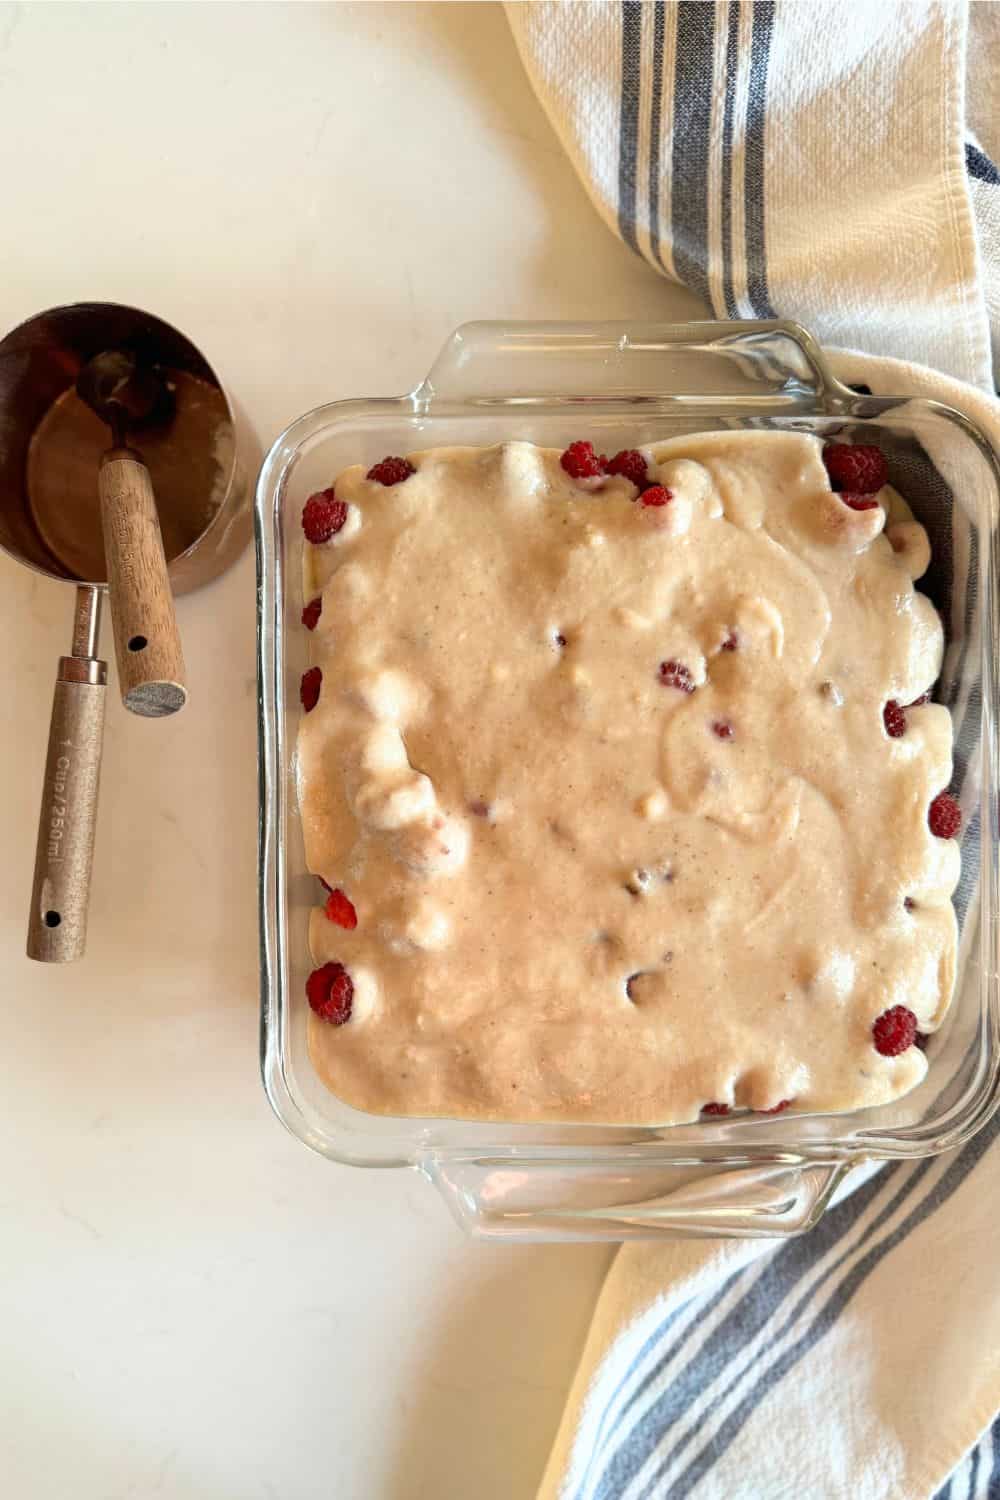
[256, 320, 1000, 1241]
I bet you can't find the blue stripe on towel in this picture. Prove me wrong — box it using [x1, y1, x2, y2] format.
[966, 141, 1000, 186]
[584, 1293, 699, 1482]
[670, 0, 714, 308]
[720, 0, 741, 318]
[744, 0, 776, 317]
[617, 1, 642, 255]
[585, 1266, 749, 1487]
[647, 0, 667, 272]
[988, 1414, 1000, 1496]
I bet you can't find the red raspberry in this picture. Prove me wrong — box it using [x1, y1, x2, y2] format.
[367, 455, 415, 486]
[840, 493, 881, 512]
[641, 485, 673, 508]
[302, 596, 322, 631]
[324, 888, 358, 929]
[302, 488, 348, 543]
[702, 1102, 730, 1116]
[721, 632, 739, 652]
[872, 1004, 917, 1056]
[712, 720, 734, 740]
[883, 700, 906, 738]
[606, 449, 648, 487]
[300, 666, 322, 712]
[928, 791, 961, 839]
[560, 441, 607, 480]
[823, 443, 888, 495]
[659, 660, 695, 693]
[306, 962, 354, 1025]
[762, 1099, 791, 1114]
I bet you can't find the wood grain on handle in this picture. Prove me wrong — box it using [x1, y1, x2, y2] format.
[27, 663, 106, 963]
[99, 452, 187, 717]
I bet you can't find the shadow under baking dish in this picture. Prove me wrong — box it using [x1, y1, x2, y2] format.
[255, 319, 1000, 1240]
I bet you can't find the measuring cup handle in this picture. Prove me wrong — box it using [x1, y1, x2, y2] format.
[99, 452, 187, 718]
[27, 658, 107, 963]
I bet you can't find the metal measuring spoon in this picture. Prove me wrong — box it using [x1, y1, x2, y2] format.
[76, 350, 187, 717]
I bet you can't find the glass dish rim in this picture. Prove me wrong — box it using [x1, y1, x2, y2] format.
[256, 317, 1000, 1177]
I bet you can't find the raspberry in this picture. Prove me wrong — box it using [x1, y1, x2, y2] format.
[367, 456, 415, 486]
[721, 632, 739, 652]
[823, 443, 888, 495]
[659, 660, 695, 693]
[640, 485, 672, 508]
[702, 1102, 730, 1116]
[606, 449, 648, 487]
[324, 888, 358, 929]
[560, 441, 607, 480]
[300, 666, 322, 712]
[306, 962, 354, 1025]
[302, 596, 322, 631]
[840, 493, 880, 512]
[302, 489, 348, 543]
[872, 1004, 917, 1056]
[883, 700, 906, 738]
[762, 1099, 791, 1114]
[712, 720, 734, 740]
[928, 791, 961, 839]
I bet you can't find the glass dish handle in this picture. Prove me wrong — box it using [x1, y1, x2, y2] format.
[418, 319, 844, 410]
[424, 1155, 849, 1242]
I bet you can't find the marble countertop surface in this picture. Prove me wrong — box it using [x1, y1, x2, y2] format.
[0, 5, 705, 1496]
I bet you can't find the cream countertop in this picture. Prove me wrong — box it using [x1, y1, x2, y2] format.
[0, 5, 706, 1497]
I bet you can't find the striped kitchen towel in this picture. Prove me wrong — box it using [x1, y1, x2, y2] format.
[506, 0, 999, 389]
[504, 4, 1000, 1498]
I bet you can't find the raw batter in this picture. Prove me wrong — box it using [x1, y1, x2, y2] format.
[297, 432, 958, 1124]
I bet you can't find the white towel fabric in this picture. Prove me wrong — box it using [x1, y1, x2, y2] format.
[503, 4, 1000, 1498]
[507, 0, 999, 390]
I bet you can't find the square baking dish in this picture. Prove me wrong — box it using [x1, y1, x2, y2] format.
[256, 320, 1000, 1240]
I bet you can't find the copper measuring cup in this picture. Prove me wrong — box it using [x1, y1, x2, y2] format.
[0, 302, 254, 963]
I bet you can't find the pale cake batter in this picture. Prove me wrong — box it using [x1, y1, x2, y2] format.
[296, 432, 959, 1124]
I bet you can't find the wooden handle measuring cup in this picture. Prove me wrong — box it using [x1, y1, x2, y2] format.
[76, 348, 187, 718]
[99, 448, 187, 717]
[27, 586, 106, 962]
